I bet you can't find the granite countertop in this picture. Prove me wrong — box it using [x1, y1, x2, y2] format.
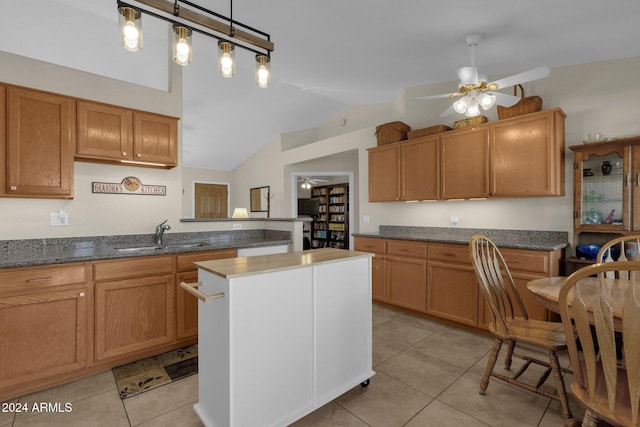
[0, 230, 292, 269]
[353, 226, 568, 251]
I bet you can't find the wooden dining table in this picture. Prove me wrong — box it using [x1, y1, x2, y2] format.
[527, 276, 633, 332]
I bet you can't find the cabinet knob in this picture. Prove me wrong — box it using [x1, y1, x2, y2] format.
[9, 186, 17, 191]
[122, 151, 127, 156]
[136, 153, 142, 158]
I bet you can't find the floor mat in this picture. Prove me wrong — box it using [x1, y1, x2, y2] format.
[112, 344, 198, 399]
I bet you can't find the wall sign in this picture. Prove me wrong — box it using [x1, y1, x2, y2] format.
[92, 176, 166, 196]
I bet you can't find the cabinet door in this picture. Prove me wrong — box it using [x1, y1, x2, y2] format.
[371, 255, 387, 302]
[491, 109, 564, 197]
[176, 271, 199, 340]
[0, 288, 87, 390]
[441, 126, 489, 199]
[368, 144, 401, 201]
[479, 273, 548, 329]
[387, 255, 427, 312]
[77, 100, 133, 160]
[427, 261, 478, 326]
[133, 112, 178, 166]
[176, 249, 237, 340]
[572, 144, 629, 232]
[632, 146, 640, 231]
[402, 136, 439, 200]
[6, 86, 74, 198]
[95, 275, 175, 361]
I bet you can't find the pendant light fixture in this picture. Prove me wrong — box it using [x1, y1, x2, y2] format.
[255, 54, 271, 88]
[118, 6, 142, 52]
[116, 0, 273, 86]
[218, 41, 235, 78]
[172, 25, 192, 66]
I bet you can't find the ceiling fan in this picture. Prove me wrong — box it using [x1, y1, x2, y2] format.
[299, 177, 329, 189]
[412, 34, 550, 117]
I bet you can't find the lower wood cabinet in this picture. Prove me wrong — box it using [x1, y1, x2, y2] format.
[354, 236, 562, 329]
[387, 255, 427, 313]
[176, 249, 237, 340]
[427, 261, 478, 326]
[95, 274, 176, 361]
[0, 264, 89, 396]
[354, 237, 387, 302]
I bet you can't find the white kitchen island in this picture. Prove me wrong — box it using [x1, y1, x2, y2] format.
[183, 248, 374, 427]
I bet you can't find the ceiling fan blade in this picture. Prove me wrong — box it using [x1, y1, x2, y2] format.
[457, 66, 478, 86]
[440, 105, 457, 117]
[411, 92, 460, 101]
[489, 66, 550, 90]
[493, 92, 522, 108]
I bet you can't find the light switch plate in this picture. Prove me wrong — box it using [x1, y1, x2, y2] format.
[450, 216, 459, 227]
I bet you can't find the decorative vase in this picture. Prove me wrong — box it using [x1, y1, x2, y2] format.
[601, 161, 612, 176]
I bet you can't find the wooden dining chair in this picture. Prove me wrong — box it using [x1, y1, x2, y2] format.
[559, 261, 640, 427]
[469, 235, 575, 426]
[596, 235, 640, 279]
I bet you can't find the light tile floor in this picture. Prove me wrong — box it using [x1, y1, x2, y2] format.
[1, 303, 605, 427]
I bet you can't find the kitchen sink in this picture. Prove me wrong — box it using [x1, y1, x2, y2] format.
[115, 243, 209, 253]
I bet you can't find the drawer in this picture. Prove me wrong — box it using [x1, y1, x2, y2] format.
[93, 255, 174, 281]
[177, 249, 237, 272]
[388, 240, 427, 258]
[428, 244, 470, 264]
[354, 237, 387, 254]
[501, 249, 549, 274]
[0, 264, 87, 293]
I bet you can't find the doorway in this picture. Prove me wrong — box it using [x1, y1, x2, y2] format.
[194, 183, 228, 219]
[291, 172, 355, 250]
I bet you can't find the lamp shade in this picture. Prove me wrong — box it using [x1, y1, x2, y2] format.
[119, 6, 142, 52]
[232, 207, 249, 218]
[172, 25, 192, 66]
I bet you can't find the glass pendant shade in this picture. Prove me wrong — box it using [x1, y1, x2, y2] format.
[465, 97, 481, 117]
[172, 25, 192, 66]
[453, 98, 468, 114]
[119, 6, 142, 52]
[255, 54, 271, 88]
[218, 41, 235, 78]
[478, 92, 496, 110]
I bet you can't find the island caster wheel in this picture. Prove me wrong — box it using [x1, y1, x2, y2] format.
[360, 379, 370, 387]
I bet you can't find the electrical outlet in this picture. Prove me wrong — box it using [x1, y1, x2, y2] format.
[450, 215, 459, 227]
[362, 215, 370, 224]
[50, 210, 69, 226]
[232, 223, 242, 230]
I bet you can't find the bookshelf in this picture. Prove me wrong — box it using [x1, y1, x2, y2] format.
[311, 183, 349, 249]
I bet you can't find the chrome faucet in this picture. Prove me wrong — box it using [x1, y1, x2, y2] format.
[155, 220, 171, 245]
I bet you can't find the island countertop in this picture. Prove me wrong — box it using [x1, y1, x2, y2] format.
[196, 247, 373, 278]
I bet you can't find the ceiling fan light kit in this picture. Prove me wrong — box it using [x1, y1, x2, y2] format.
[412, 33, 550, 119]
[117, 0, 274, 87]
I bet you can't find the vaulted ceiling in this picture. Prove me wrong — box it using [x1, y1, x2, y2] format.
[3, 1, 640, 170]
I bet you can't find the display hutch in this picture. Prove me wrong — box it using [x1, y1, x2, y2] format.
[568, 136, 640, 272]
[310, 183, 349, 249]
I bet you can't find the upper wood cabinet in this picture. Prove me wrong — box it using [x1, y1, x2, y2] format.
[368, 108, 565, 202]
[368, 143, 401, 201]
[2, 85, 75, 199]
[441, 126, 490, 199]
[77, 100, 177, 168]
[368, 134, 439, 201]
[491, 108, 565, 197]
[77, 101, 133, 159]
